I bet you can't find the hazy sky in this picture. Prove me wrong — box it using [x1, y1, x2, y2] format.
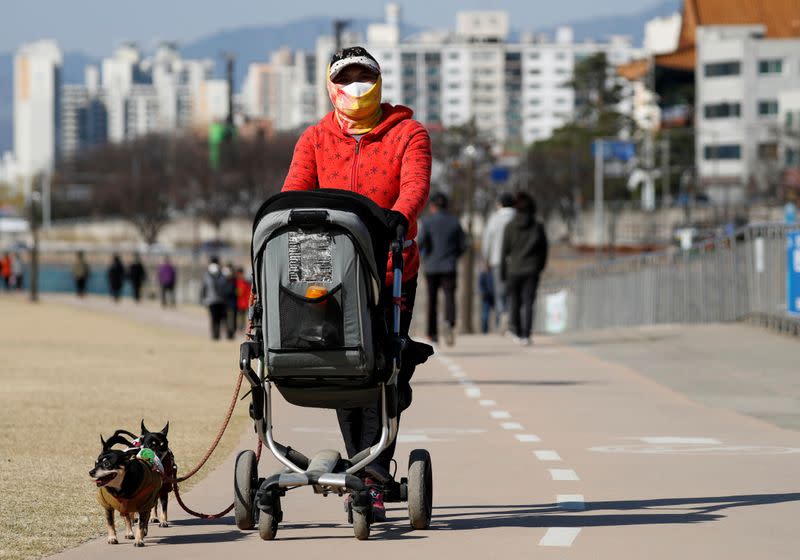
[0, 0, 664, 55]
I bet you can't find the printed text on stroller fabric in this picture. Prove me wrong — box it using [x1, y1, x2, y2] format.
[288, 231, 334, 284]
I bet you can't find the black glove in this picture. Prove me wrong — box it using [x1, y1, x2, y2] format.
[386, 210, 409, 239]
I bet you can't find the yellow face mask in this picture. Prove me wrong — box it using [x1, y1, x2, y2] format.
[326, 72, 383, 135]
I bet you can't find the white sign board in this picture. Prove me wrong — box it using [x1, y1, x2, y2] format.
[754, 237, 765, 273]
[544, 290, 568, 334]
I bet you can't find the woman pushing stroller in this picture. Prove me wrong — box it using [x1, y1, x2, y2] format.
[282, 46, 431, 521]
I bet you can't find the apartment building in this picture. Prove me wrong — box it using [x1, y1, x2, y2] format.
[13, 40, 62, 187]
[695, 25, 800, 202]
[248, 4, 640, 148]
[60, 83, 107, 158]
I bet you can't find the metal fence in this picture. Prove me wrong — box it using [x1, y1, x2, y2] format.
[534, 224, 800, 335]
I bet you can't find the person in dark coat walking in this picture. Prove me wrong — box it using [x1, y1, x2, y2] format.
[201, 256, 230, 340]
[418, 192, 467, 345]
[128, 253, 147, 302]
[108, 254, 125, 302]
[500, 192, 548, 346]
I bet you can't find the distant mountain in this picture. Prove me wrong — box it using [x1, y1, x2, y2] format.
[180, 17, 423, 87]
[0, 1, 682, 154]
[62, 51, 99, 84]
[552, 0, 681, 44]
[181, 2, 682, 85]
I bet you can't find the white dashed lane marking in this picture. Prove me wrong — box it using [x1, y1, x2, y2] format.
[396, 434, 435, 443]
[539, 527, 582, 547]
[549, 468, 580, 481]
[438, 351, 583, 548]
[534, 450, 562, 461]
[557, 494, 586, 511]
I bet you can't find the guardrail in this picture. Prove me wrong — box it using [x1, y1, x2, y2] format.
[535, 223, 800, 336]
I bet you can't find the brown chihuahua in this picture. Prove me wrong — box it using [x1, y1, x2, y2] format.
[90, 434, 162, 546]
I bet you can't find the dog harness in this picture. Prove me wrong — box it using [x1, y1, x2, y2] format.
[97, 460, 162, 515]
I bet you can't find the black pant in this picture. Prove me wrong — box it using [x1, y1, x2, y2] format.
[208, 303, 228, 340]
[507, 274, 540, 339]
[336, 276, 417, 472]
[227, 303, 240, 336]
[132, 282, 143, 302]
[425, 272, 456, 340]
[75, 277, 87, 297]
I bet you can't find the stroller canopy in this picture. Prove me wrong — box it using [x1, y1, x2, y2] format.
[251, 189, 392, 288]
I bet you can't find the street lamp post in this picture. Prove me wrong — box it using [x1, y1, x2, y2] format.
[594, 138, 604, 257]
[460, 144, 478, 335]
[27, 177, 40, 303]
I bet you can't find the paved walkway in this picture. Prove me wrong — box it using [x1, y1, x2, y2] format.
[48, 300, 800, 558]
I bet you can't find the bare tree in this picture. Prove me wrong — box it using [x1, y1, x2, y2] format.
[59, 135, 178, 245]
[55, 129, 299, 243]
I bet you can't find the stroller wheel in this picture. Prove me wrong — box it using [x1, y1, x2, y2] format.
[234, 450, 258, 530]
[352, 508, 370, 540]
[258, 512, 279, 541]
[407, 449, 433, 529]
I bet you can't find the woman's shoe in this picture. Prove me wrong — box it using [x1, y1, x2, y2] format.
[365, 478, 386, 522]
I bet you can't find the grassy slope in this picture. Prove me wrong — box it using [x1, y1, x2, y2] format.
[0, 296, 250, 559]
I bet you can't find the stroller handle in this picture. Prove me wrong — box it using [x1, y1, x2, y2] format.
[395, 224, 407, 243]
[390, 225, 405, 337]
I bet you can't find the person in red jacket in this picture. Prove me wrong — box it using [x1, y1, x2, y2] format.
[234, 267, 252, 331]
[282, 46, 431, 521]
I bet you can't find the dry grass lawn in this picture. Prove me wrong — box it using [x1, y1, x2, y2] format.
[0, 296, 250, 559]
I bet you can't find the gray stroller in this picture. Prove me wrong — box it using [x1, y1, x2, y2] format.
[236, 189, 433, 540]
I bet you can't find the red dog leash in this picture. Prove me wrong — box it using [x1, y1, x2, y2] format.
[165, 369, 262, 519]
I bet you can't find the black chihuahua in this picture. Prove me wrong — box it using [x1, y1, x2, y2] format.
[138, 421, 175, 528]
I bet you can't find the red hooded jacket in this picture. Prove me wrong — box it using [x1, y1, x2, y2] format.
[282, 103, 431, 283]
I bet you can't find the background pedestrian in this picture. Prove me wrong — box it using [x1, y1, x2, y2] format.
[501, 192, 549, 346]
[158, 256, 177, 307]
[72, 251, 90, 297]
[1, 253, 10, 290]
[482, 192, 516, 333]
[10, 253, 23, 290]
[128, 253, 147, 302]
[418, 192, 466, 345]
[222, 261, 237, 338]
[478, 264, 495, 334]
[234, 267, 251, 333]
[107, 254, 125, 302]
[200, 256, 229, 340]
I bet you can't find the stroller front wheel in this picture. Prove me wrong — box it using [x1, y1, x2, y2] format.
[352, 508, 370, 540]
[234, 450, 258, 530]
[407, 449, 433, 529]
[258, 512, 279, 541]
